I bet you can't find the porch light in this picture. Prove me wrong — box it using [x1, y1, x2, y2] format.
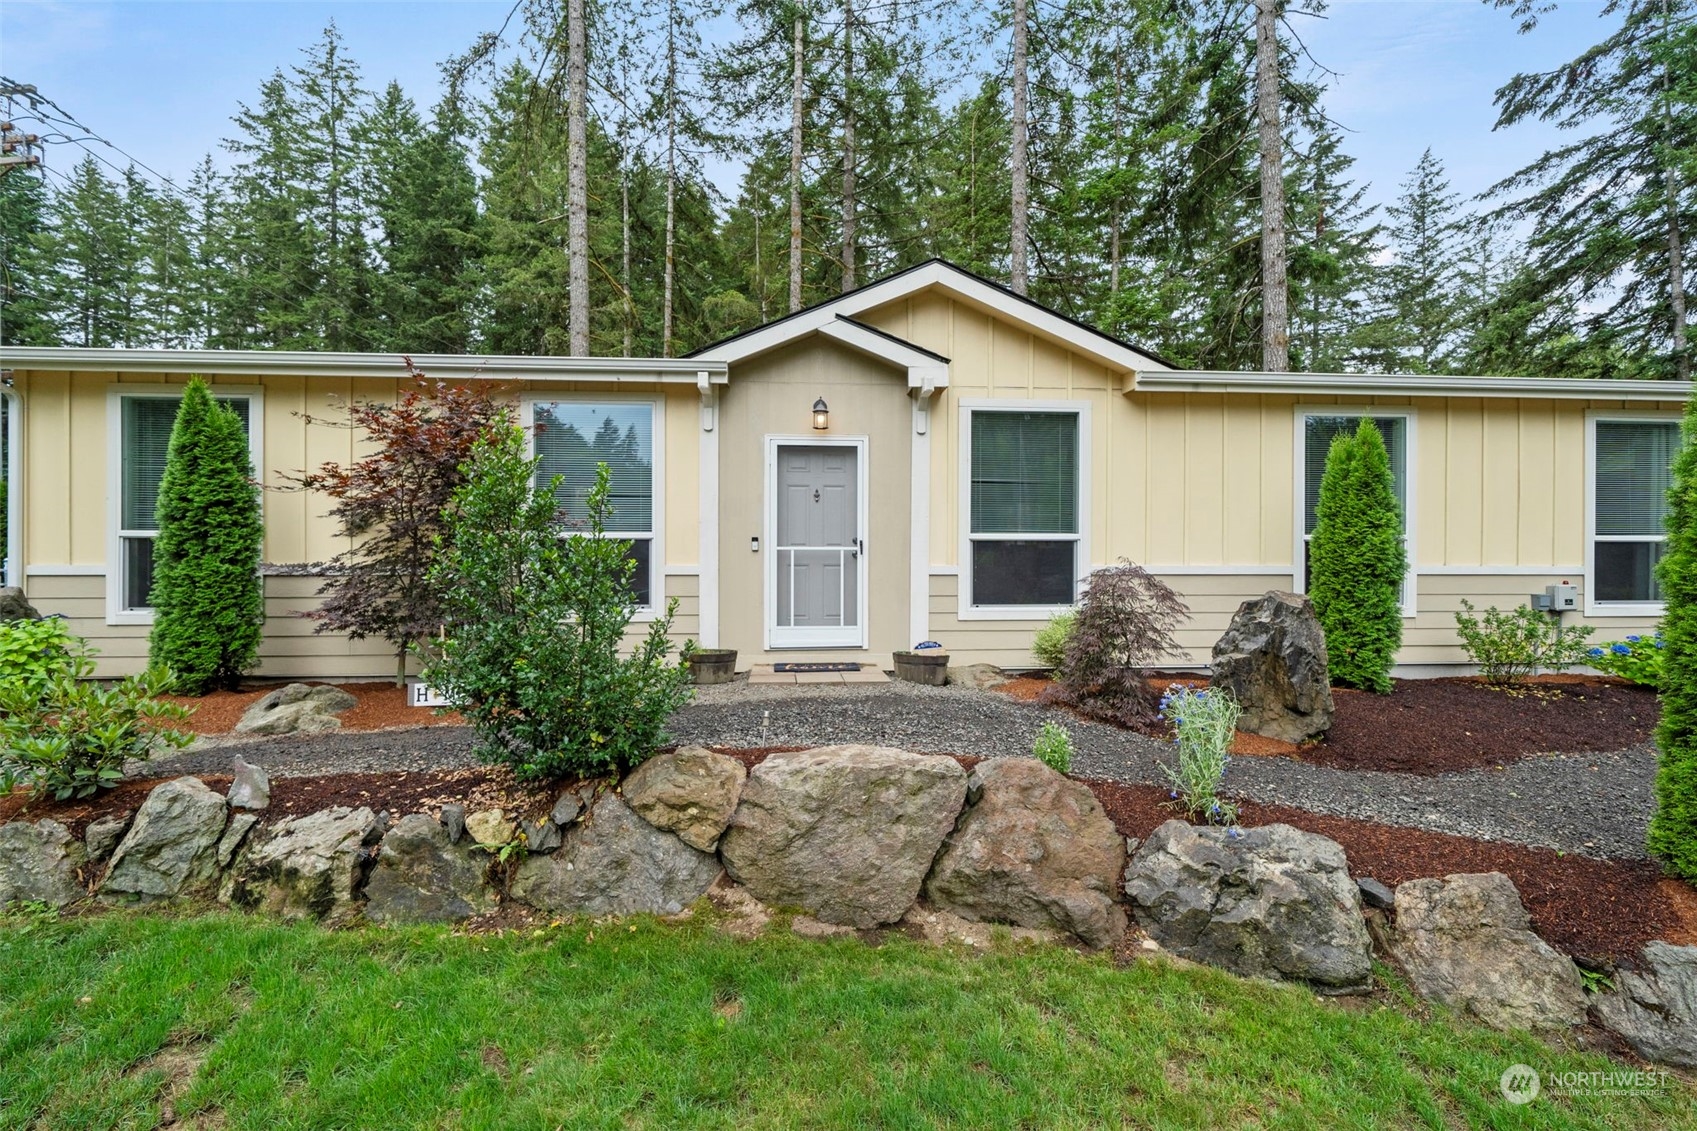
[812, 397, 830, 430]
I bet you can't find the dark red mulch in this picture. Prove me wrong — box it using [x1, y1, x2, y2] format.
[1088, 778, 1696, 963]
[1307, 678, 1660, 774]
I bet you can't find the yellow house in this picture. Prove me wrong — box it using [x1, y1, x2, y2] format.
[0, 260, 1685, 678]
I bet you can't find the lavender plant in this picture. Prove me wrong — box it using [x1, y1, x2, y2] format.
[1157, 683, 1240, 827]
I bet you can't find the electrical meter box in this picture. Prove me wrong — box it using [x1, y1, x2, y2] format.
[1545, 582, 1579, 612]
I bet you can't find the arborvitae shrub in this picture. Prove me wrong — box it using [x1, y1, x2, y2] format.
[147, 378, 264, 694]
[1651, 390, 1697, 880]
[1308, 419, 1406, 694]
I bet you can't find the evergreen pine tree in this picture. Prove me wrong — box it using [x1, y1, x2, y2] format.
[1651, 382, 1697, 879]
[1308, 419, 1406, 693]
[0, 169, 56, 345]
[1354, 149, 1465, 373]
[148, 379, 264, 694]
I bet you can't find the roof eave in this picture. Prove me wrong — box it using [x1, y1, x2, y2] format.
[1134, 370, 1694, 403]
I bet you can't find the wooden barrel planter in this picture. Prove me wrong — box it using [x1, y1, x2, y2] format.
[686, 649, 738, 685]
[891, 650, 949, 686]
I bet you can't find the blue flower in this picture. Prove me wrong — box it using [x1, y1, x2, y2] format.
[1612, 643, 1632, 655]
[1588, 647, 1605, 657]
[1627, 635, 1642, 644]
[1227, 827, 1242, 839]
[1169, 790, 1179, 800]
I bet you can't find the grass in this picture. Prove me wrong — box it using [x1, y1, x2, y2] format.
[0, 908, 1691, 1130]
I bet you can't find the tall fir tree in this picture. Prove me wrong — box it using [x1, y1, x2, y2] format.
[0, 170, 56, 345]
[1355, 150, 1465, 373]
[148, 379, 265, 694]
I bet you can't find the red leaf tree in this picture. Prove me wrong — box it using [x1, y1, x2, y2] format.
[284, 369, 512, 684]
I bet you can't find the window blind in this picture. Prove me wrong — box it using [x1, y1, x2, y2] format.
[1596, 421, 1678, 536]
[533, 403, 654, 534]
[1303, 416, 1406, 535]
[122, 396, 251, 531]
[970, 412, 1078, 535]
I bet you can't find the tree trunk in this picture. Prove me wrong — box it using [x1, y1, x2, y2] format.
[790, 14, 806, 312]
[1664, 0, 1690, 380]
[840, 0, 857, 294]
[1254, 0, 1289, 372]
[1109, 51, 1123, 296]
[622, 159, 633, 358]
[1009, 0, 1030, 295]
[663, 10, 678, 358]
[567, 0, 590, 356]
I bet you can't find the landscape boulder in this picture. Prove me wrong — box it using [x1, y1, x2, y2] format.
[621, 746, 747, 852]
[924, 758, 1126, 948]
[1125, 820, 1372, 990]
[234, 683, 358, 736]
[228, 806, 379, 923]
[1591, 942, 1697, 1068]
[465, 809, 516, 848]
[1388, 872, 1586, 1031]
[947, 663, 1007, 690]
[718, 745, 967, 928]
[510, 793, 722, 917]
[226, 758, 271, 810]
[1209, 591, 1334, 743]
[83, 813, 132, 865]
[0, 586, 41, 621]
[365, 813, 496, 925]
[100, 777, 228, 904]
[0, 819, 87, 908]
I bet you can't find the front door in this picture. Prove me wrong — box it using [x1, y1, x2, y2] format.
[770, 442, 864, 648]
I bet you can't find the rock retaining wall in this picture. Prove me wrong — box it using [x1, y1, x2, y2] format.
[2, 743, 1692, 1065]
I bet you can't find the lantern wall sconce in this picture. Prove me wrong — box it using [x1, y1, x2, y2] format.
[812, 397, 830, 430]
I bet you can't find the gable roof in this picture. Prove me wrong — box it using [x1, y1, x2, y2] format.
[688, 258, 1175, 374]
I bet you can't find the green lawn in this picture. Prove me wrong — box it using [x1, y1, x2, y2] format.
[0, 908, 1689, 1130]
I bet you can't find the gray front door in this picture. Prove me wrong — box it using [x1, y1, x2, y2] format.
[772, 444, 862, 646]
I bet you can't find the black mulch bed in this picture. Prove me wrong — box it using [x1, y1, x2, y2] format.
[1307, 678, 1660, 774]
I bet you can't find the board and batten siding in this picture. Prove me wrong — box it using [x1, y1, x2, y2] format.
[12, 368, 705, 678]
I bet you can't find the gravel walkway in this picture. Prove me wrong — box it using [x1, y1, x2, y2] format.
[143, 680, 1655, 862]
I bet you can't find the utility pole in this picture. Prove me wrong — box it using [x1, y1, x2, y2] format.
[0, 121, 40, 177]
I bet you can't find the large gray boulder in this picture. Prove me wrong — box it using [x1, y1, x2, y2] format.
[1388, 872, 1586, 1031]
[1209, 591, 1334, 743]
[227, 807, 379, 923]
[1592, 943, 1697, 1068]
[0, 586, 41, 621]
[924, 758, 1126, 948]
[235, 683, 358, 736]
[0, 819, 87, 907]
[1125, 820, 1372, 990]
[365, 814, 496, 925]
[718, 746, 968, 928]
[100, 777, 228, 904]
[83, 813, 132, 865]
[622, 746, 747, 852]
[509, 793, 721, 917]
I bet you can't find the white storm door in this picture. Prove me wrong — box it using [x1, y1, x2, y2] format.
[769, 441, 865, 648]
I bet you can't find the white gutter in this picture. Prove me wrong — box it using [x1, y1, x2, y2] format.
[0, 346, 730, 384]
[1134, 369, 1692, 402]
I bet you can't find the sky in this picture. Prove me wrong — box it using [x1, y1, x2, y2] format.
[0, 0, 1617, 221]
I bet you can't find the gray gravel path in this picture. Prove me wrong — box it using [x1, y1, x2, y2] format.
[142, 680, 1655, 862]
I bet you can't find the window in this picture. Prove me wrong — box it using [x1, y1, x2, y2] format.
[966, 407, 1082, 609]
[531, 400, 659, 608]
[1298, 412, 1412, 608]
[114, 391, 254, 615]
[1591, 417, 1679, 607]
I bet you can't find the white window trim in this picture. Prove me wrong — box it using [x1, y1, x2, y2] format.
[957, 398, 1093, 621]
[2, 390, 20, 589]
[763, 434, 871, 650]
[1292, 406, 1418, 619]
[522, 393, 666, 622]
[106, 384, 264, 627]
[1584, 409, 1681, 617]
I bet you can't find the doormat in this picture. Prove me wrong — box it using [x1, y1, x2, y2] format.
[773, 662, 862, 673]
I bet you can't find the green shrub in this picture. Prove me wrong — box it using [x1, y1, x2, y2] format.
[1157, 684, 1240, 826]
[1652, 389, 1697, 879]
[0, 617, 77, 703]
[148, 378, 264, 694]
[1452, 600, 1596, 686]
[1032, 720, 1073, 775]
[0, 636, 193, 800]
[421, 428, 693, 781]
[1308, 419, 1406, 694]
[1032, 611, 1075, 670]
[1055, 560, 1189, 728]
[1587, 634, 1665, 688]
